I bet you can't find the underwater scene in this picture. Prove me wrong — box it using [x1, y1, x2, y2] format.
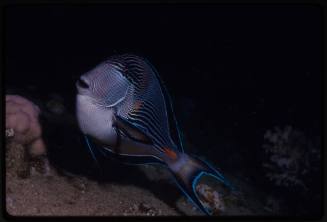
[4, 5, 322, 217]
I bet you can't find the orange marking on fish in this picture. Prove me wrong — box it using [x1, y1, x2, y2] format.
[133, 100, 143, 112]
[163, 147, 177, 160]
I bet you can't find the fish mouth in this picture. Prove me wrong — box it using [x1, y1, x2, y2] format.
[76, 77, 90, 89]
[76, 76, 91, 94]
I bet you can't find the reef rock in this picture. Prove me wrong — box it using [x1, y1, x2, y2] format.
[6, 95, 50, 178]
[6, 95, 46, 157]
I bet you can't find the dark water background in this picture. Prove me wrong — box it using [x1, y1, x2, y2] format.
[4, 4, 322, 217]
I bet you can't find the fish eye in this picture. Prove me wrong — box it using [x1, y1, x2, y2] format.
[77, 78, 89, 89]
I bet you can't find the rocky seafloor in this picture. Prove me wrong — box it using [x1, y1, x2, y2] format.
[5, 137, 269, 216]
[5, 93, 307, 217]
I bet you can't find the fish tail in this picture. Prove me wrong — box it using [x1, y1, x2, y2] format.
[166, 153, 233, 215]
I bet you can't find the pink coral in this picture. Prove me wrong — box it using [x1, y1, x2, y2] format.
[6, 95, 46, 157]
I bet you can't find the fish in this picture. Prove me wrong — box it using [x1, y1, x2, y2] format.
[75, 54, 233, 215]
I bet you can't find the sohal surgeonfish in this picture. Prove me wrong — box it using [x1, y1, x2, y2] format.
[76, 54, 233, 215]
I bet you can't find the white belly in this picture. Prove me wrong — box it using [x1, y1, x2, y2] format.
[76, 95, 117, 146]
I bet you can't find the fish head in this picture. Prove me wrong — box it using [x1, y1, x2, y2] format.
[76, 62, 126, 146]
[76, 62, 129, 106]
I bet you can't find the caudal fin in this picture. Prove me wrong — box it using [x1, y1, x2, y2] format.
[166, 153, 233, 215]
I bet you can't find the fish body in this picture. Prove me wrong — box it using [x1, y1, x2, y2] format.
[76, 54, 232, 215]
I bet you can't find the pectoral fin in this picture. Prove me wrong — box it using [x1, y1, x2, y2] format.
[113, 114, 153, 145]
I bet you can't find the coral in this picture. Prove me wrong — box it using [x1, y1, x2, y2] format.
[6, 95, 50, 178]
[262, 125, 320, 191]
[6, 95, 46, 157]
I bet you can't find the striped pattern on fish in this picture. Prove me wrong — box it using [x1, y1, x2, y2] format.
[75, 54, 234, 215]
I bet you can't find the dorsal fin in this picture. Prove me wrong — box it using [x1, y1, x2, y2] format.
[143, 57, 185, 153]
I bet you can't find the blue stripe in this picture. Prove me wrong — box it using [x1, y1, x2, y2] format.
[84, 135, 102, 170]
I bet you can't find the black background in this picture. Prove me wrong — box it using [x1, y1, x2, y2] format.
[4, 4, 322, 216]
[5, 4, 322, 167]
[5, 5, 321, 129]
